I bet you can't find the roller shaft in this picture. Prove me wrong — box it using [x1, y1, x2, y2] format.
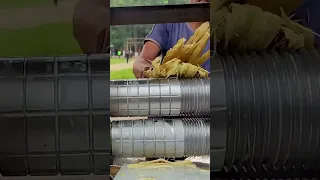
[0, 55, 111, 176]
[213, 50, 320, 172]
[3, 50, 320, 177]
[0, 54, 110, 115]
[111, 118, 210, 158]
[110, 78, 210, 117]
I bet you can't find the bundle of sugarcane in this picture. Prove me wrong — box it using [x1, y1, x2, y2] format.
[211, 3, 316, 53]
[144, 22, 210, 78]
[210, 0, 303, 15]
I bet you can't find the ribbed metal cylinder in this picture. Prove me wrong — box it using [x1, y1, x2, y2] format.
[110, 78, 210, 117]
[111, 118, 210, 158]
[0, 54, 111, 176]
[220, 50, 320, 171]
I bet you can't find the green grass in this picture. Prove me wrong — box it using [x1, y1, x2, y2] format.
[0, 22, 82, 57]
[0, 0, 51, 9]
[110, 68, 135, 80]
[110, 58, 133, 65]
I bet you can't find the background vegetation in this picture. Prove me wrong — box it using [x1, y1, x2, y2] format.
[0, 0, 189, 80]
[110, 0, 189, 50]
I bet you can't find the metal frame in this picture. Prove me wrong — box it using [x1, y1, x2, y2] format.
[110, 3, 210, 25]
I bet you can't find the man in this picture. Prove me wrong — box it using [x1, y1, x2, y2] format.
[125, 49, 130, 63]
[117, 50, 122, 59]
[133, 0, 210, 79]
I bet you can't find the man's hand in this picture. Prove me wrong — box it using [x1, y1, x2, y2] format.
[133, 41, 161, 78]
[133, 57, 152, 78]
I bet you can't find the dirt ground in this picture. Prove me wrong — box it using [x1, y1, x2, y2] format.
[110, 61, 134, 71]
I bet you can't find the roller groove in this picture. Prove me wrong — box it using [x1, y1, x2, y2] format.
[111, 118, 210, 158]
[110, 78, 210, 117]
[220, 50, 320, 171]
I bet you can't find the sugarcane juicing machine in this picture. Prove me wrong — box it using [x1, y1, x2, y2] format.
[2, 50, 320, 179]
[0, 2, 320, 180]
[0, 3, 210, 178]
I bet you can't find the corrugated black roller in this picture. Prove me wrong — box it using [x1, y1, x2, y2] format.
[215, 50, 320, 173]
[0, 54, 110, 176]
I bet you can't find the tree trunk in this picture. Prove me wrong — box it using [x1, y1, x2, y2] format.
[133, 26, 138, 53]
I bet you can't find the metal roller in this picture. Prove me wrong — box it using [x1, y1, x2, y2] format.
[110, 78, 210, 117]
[111, 118, 210, 158]
[2, 50, 320, 179]
[0, 54, 111, 176]
[0, 54, 110, 115]
[212, 49, 320, 173]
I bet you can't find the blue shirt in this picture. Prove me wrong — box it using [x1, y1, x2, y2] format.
[291, 0, 320, 46]
[144, 23, 210, 71]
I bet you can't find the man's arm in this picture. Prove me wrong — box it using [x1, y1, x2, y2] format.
[133, 24, 169, 78]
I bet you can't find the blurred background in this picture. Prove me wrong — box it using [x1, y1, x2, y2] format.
[0, 0, 109, 57]
[0, 0, 82, 57]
